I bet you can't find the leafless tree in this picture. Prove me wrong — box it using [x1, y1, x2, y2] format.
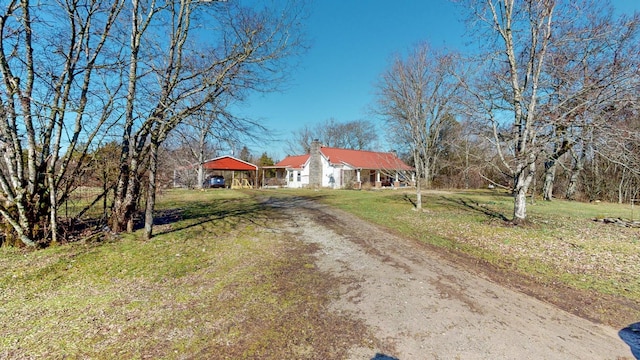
[434, 118, 493, 189]
[460, 0, 640, 222]
[0, 0, 305, 246]
[286, 124, 314, 155]
[463, 0, 555, 222]
[286, 118, 379, 155]
[590, 120, 640, 202]
[165, 116, 222, 189]
[538, 4, 640, 201]
[109, 0, 307, 239]
[321, 118, 379, 150]
[375, 43, 463, 209]
[168, 93, 263, 189]
[0, 0, 125, 246]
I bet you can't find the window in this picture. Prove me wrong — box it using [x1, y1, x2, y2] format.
[289, 170, 293, 181]
[297, 171, 301, 182]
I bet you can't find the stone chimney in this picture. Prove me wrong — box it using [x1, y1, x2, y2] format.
[309, 139, 322, 188]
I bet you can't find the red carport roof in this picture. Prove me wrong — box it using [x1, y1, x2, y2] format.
[202, 156, 258, 171]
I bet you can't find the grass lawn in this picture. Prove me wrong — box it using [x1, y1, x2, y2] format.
[0, 189, 374, 359]
[2, 187, 638, 358]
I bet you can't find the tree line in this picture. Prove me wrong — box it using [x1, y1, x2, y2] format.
[372, 0, 640, 221]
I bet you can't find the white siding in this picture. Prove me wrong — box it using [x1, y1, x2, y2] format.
[285, 156, 359, 189]
[285, 167, 310, 188]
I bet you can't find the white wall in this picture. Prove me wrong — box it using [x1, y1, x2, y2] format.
[285, 167, 310, 188]
[285, 156, 358, 189]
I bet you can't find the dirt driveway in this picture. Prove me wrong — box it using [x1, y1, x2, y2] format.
[263, 196, 633, 360]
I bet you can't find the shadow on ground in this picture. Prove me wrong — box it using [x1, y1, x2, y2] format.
[440, 196, 510, 222]
[150, 192, 332, 237]
[150, 197, 273, 236]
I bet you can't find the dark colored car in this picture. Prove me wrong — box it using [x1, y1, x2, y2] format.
[209, 175, 225, 188]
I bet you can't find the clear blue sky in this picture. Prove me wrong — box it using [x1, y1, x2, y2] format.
[238, 0, 640, 160]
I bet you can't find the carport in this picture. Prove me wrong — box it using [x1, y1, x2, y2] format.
[202, 156, 258, 189]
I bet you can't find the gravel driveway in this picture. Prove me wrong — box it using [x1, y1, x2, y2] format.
[264, 196, 632, 360]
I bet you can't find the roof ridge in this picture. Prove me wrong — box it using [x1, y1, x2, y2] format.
[320, 146, 395, 155]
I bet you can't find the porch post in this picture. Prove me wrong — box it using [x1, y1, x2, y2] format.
[356, 169, 361, 189]
[394, 171, 400, 188]
[375, 170, 381, 188]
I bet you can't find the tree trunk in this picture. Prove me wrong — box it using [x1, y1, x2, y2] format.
[144, 141, 159, 240]
[566, 151, 584, 200]
[464, 139, 470, 189]
[513, 162, 535, 223]
[414, 149, 422, 210]
[513, 186, 528, 223]
[112, 157, 142, 233]
[566, 171, 579, 200]
[197, 165, 205, 189]
[423, 157, 431, 189]
[0, 205, 36, 247]
[542, 159, 556, 201]
[416, 178, 422, 210]
[197, 129, 206, 189]
[112, 168, 130, 233]
[111, 0, 141, 234]
[618, 168, 627, 204]
[48, 173, 58, 245]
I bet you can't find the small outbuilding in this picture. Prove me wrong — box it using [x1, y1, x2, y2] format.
[202, 155, 258, 189]
[172, 155, 258, 189]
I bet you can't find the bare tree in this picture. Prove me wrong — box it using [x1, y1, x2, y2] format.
[464, 0, 555, 222]
[286, 124, 314, 155]
[109, 0, 307, 239]
[0, 0, 306, 246]
[375, 43, 463, 209]
[433, 118, 491, 189]
[166, 113, 222, 189]
[0, 0, 125, 246]
[286, 118, 378, 155]
[538, 5, 640, 201]
[461, 0, 640, 222]
[321, 118, 379, 150]
[169, 93, 262, 189]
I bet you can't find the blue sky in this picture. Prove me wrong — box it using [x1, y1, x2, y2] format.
[238, 0, 640, 160]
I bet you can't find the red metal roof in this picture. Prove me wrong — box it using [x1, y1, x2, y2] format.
[275, 148, 412, 171]
[274, 154, 310, 169]
[202, 156, 257, 171]
[320, 147, 413, 170]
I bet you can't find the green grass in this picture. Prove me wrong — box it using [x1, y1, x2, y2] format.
[0, 189, 375, 359]
[3, 187, 639, 357]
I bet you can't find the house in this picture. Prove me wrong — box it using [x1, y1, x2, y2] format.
[271, 140, 414, 189]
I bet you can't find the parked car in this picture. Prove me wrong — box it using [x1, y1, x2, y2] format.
[209, 175, 225, 188]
